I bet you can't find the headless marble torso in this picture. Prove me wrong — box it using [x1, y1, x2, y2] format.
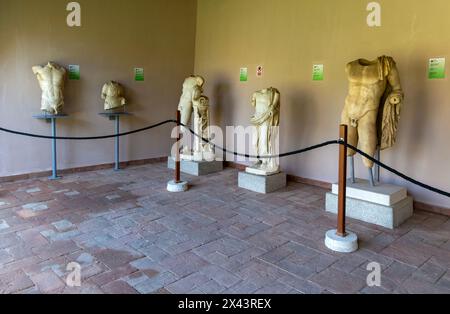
[32, 62, 67, 114]
[178, 76, 205, 157]
[342, 56, 404, 186]
[344, 59, 387, 126]
[178, 76, 204, 126]
[247, 88, 281, 176]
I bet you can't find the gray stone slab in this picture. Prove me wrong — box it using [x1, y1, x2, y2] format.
[168, 157, 223, 176]
[326, 193, 414, 229]
[238, 172, 287, 194]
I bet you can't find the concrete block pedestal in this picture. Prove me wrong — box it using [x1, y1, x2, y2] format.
[168, 157, 223, 176]
[167, 180, 188, 192]
[238, 172, 287, 194]
[326, 179, 414, 229]
[325, 230, 359, 253]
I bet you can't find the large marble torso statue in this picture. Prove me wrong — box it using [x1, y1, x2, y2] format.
[246, 87, 281, 176]
[342, 56, 404, 183]
[178, 75, 205, 157]
[32, 62, 67, 114]
[102, 81, 126, 111]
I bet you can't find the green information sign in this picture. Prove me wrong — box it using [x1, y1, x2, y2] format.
[68, 65, 80, 80]
[240, 67, 248, 82]
[428, 58, 446, 79]
[135, 68, 145, 81]
[312, 64, 324, 81]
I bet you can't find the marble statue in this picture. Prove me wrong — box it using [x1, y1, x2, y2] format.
[178, 75, 205, 157]
[192, 95, 214, 161]
[341, 56, 404, 186]
[246, 87, 281, 176]
[102, 81, 126, 111]
[32, 62, 67, 114]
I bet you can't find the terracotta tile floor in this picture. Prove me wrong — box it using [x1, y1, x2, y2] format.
[0, 162, 449, 294]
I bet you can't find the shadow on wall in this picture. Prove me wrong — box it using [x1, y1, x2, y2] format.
[282, 87, 317, 149]
[211, 75, 235, 129]
[387, 56, 428, 176]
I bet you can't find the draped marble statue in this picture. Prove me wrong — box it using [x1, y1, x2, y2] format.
[32, 62, 67, 114]
[102, 81, 127, 111]
[341, 56, 404, 186]
[192, 95, 214, 161]
[246, 87, 281, 176]
[178, 75, 205, 158]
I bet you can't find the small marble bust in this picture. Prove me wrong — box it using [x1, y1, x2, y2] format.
[32, 62, 67, 115]
[102, 81, 127, 111]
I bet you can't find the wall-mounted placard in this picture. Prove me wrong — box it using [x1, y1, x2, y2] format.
[312, 64, 324, 81]
[428, 58, 446, 79]
[134, 68, 145, 81]
[240, 67, 248, 82]
[68, 65, 80, 80]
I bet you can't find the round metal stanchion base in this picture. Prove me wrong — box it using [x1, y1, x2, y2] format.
[167, 180, 189, 193]
[325, 229, 358, 253]
[49, 176, 62, 181]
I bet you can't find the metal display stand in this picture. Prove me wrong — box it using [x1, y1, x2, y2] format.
[32, 113, 69, 180]
[99, 112, 132, 171]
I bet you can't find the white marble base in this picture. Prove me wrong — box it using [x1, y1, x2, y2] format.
[245, 167, 280, 176]
[332, 179, 407, 206]
[181, 151, 216, 162]
[167, 180, 188, 193]
[325, 230, 359, 253]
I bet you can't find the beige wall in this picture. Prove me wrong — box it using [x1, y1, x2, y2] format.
[0, 0, 197, 175]
[195, 0, 450, 208]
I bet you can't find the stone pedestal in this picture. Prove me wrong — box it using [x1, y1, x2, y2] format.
[168, 157, 223, 176]
[326, 179, 414, 229]
[238, 172, 287, 194]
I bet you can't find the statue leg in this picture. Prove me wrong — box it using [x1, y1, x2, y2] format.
[342, 110, 358, 181]
[357, 111, 378, 186]
[341, 110, 359, 157]
[179, 104, 193, 156]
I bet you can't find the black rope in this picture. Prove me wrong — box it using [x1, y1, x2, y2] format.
[183, 125, 450, 198]
[345, 142, 450, 198]
[0, 120, 448, 198]
[0, 120, 176, 140]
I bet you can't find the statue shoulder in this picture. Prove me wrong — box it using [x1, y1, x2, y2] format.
[345, 61, 356, 73]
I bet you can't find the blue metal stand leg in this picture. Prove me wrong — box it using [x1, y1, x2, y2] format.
[114, 116, 120, 171]
[349, 156, 355, 184]
[50, 118, 60, 180]
[375, 148, 381, 183]
[368, 167, 375, 187]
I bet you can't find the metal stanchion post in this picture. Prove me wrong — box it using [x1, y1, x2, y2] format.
[337, 125, 348, 237]
[50, 117, 59, 180]
[115, 115, 120, 171]
[175, 110, 181, 183]
[325, 124, 358, 253]
[167, 110, 188, 192]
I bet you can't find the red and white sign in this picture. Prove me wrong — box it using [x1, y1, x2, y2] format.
[256, 65, 263, 77]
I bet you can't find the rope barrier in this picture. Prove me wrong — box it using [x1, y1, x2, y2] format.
[0, 120, 176, 140]
[0, 120, 448, 198]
